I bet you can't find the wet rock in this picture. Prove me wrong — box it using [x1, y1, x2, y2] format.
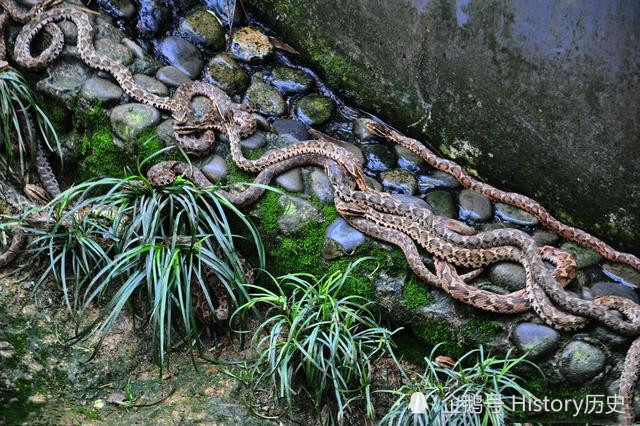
[96, 0, 135, 19]
[244, 79, 285, 115]
[202, 155, 228, 183]
[230, 27, 273, 62]
[136, 0, 169, 37]
[533, 230, 560, 246]
[240, 131, 267, 149]
[488, 262, 526, 291]
[560, 242, 602, 269]
[272, 119, 310, 142]
[132, 74, 168, 96]
[179, 8, 225, 49]
[395, 145, 425, 173]
[110, 103, 160, 141]
[203, 0, 242, 26]
[275, 168, 304, 192]
[458, 189, 492, 222]
[156, 118, 176, 146]
[271, 67, 313, 94]
[391, 194, 430, 210]
[58, 21, 78, 45]
[323, 218, 366, 259]
[204, 53, 248, 95]
[559, 340, 606, 383]
[190, 96, 212, 118]
[365, 176, 383, 191]
[123, 39, 160, 75]
[337, 141, 365, 165]
[424, 190, 456, 218]
[590, 281, 639, 303]
[95, 38, 134, 66]
[513, 323, 560, 360]
[36, 60, 91, 105]
[362, 143, 396, 173]
[601, 263, 640, 288]
[381, 169, 417, 195]
[156, 36, 203, 79]
[352, 118, 377, 141]
[156, 66, 192, 88]
[295, 94, 335, 126]
[494, 202, 539, 226]
[417, 171, 460, 192]
[80, 77, 123, 105]
[310, 168, 334, 203]
[93, 15, 122, 42]
[276, 195, 323, 235]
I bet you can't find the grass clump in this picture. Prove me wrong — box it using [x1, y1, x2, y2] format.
[233, 258, 400, 423]
[381, 345, 539, 425]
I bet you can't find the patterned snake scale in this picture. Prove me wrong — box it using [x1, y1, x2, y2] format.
[1, 0, 639, 423]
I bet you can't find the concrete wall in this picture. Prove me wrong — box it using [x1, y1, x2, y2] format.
[247, 0, 640, 252]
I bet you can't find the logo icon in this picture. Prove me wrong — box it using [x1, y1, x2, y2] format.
[408, 392, 427, 414]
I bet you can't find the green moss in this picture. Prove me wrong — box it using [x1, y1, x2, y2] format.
[413, 318, 463, 358]
[402, 277, 435, 309]
[73, 407, 103, 421]
[461, 318, 503, 345]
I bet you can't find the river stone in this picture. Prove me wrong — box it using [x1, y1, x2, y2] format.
[494, 202, 539, 226]
[36, 60, 91, 105]
[204, 54, 248, 95]
[123, 39, 159, 75]
[110, 103, 160, 141]
[395, 145, 425, 173]
[80, 77, 123, 104]
[391, 194, 430, 210]
[590, 281, 639, 303]
[352, 118, 377, 141]
[230, 27, 273, 62]
[202, 155, 228, 183]
[310, 168, 334, 203]
[179, 8, 225, 49]
[156, 118, 176, 146]
[488, 262, 526, 291]
[272, 119, 310, 142]
[240, 131, 267, 149]
[418, 171, 460, 192]
[244, 79, 285, 115]
[560, 241, 603, 269]
[381, 169, 417, 195]
[271, 67, 313, 94]
[58, 20, 78, 45]
[94, 38, 133, 66]
[275, 168, 304, 192]
[602, 263, 640, 288]
[533, 230, 560, 246]
[513, 323, 560, 360]
[157, 36, 203, 79]
[365, 176, 383, 191]
[424, 190, 456, 218]
[324, 218, 366, 258]
[132, 74, 168, 96]
[156, 66, 193, 88]
[190, 96, 212, 118]
[137, 0, 169, 36]
[362, 143, 396, 173]
[295, 94, 335, 126]
[458, 189, 492, 222]
[559, 340, 606, 383]
[276, 195, 323, 235]
[93, 15, 122, 42]
[96, 0, 135, 19]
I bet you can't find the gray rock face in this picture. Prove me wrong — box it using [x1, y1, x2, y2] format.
[559, 340, 607, 383]
[110, 103, 160, 141]
[380, 169, 417, 195]
[513, 323, 560, 360]
[156, 66, 193, 88]
[395, 145, 425, 173]
[533, 230, 560, 246]
[94, 38, 134, 66]
[352, 118, 377, 141]
[418, 171, 460, 192]
[488, 262, 526, 291]
[275, 168, 304, 192]
[294, 94, 335, 126]
[272, 119, 310, 142]
[323, 218, 366, 258]
[271, 67, 313, 94]
[179, 8, 225, 49]
[560, 242, 603, 269]
[590, 281, 639, 303]
[601, 263, 640, 288]
[204, 54, 248, 95]
[156, 118, 176, 146]
[424, 190, 456, 218]
[362, 143, 396, 174]
[132, 74, 169, 96]
[276, 195, 323, 235]
[80, 77, 123, 104]
[229, 27, 273, 62]
[244, 79, 285, 115]
[494, 202, 539, 226]
[156, 36, 204, 79]
[240, 131, 267, 149]
[458, 189, 492, 222]
[310, 168, 334, 203]
[36, 60, 91, 105]
[202, 155, 228, 183]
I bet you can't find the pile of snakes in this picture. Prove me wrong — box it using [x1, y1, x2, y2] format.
[1, 0, 639, 423]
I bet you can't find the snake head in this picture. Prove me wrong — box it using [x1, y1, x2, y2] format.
[337, 158, 368, 190]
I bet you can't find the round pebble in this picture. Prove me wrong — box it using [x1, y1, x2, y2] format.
[513, 322, 560, 360]
[424, 190, 456, 218]
[244, 79, 285, 115]
[204, 53, 248, 95]
[156, 36, 203, 79]
[559, 340, 606, 383]
[202, 155, 228, 183]
[325, 218, 366, 253]
[80, 77, 123, 104]
[132, 74, 168, 96]
[395, 145, 425, 173]
[271, 67, 313, 94]
[275, 168, 304, 192]
[178, 8, 225, 49]
[560, 242, 603, 269]
[494, 202, 539, 226]
[240, 131, 267, 150]
[380, 169, 417, 195]
[110, 103, 160, 141]
[295, 94, 335, 126]
[590, 281, 639, 303]
[362, 143, 396, 173]
[272, 119, 310, 142]
[276, 195, 322, 235]
[310, 169, 334, 203]
[229, 27, 273, 62]
[155, 66, 192, 88]
[391, 194, 430, 210]
[418, 171, 460, 192]
[458, 189, 492, 222]
[94, 38, 134, 66]
[488, 262, 526, 291]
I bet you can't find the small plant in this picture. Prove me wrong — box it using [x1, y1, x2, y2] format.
[380, 345, 539, 426]
[0, 68, 60, 177]
[12, 157, 264, 362]
[232, 258, 400, 423]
